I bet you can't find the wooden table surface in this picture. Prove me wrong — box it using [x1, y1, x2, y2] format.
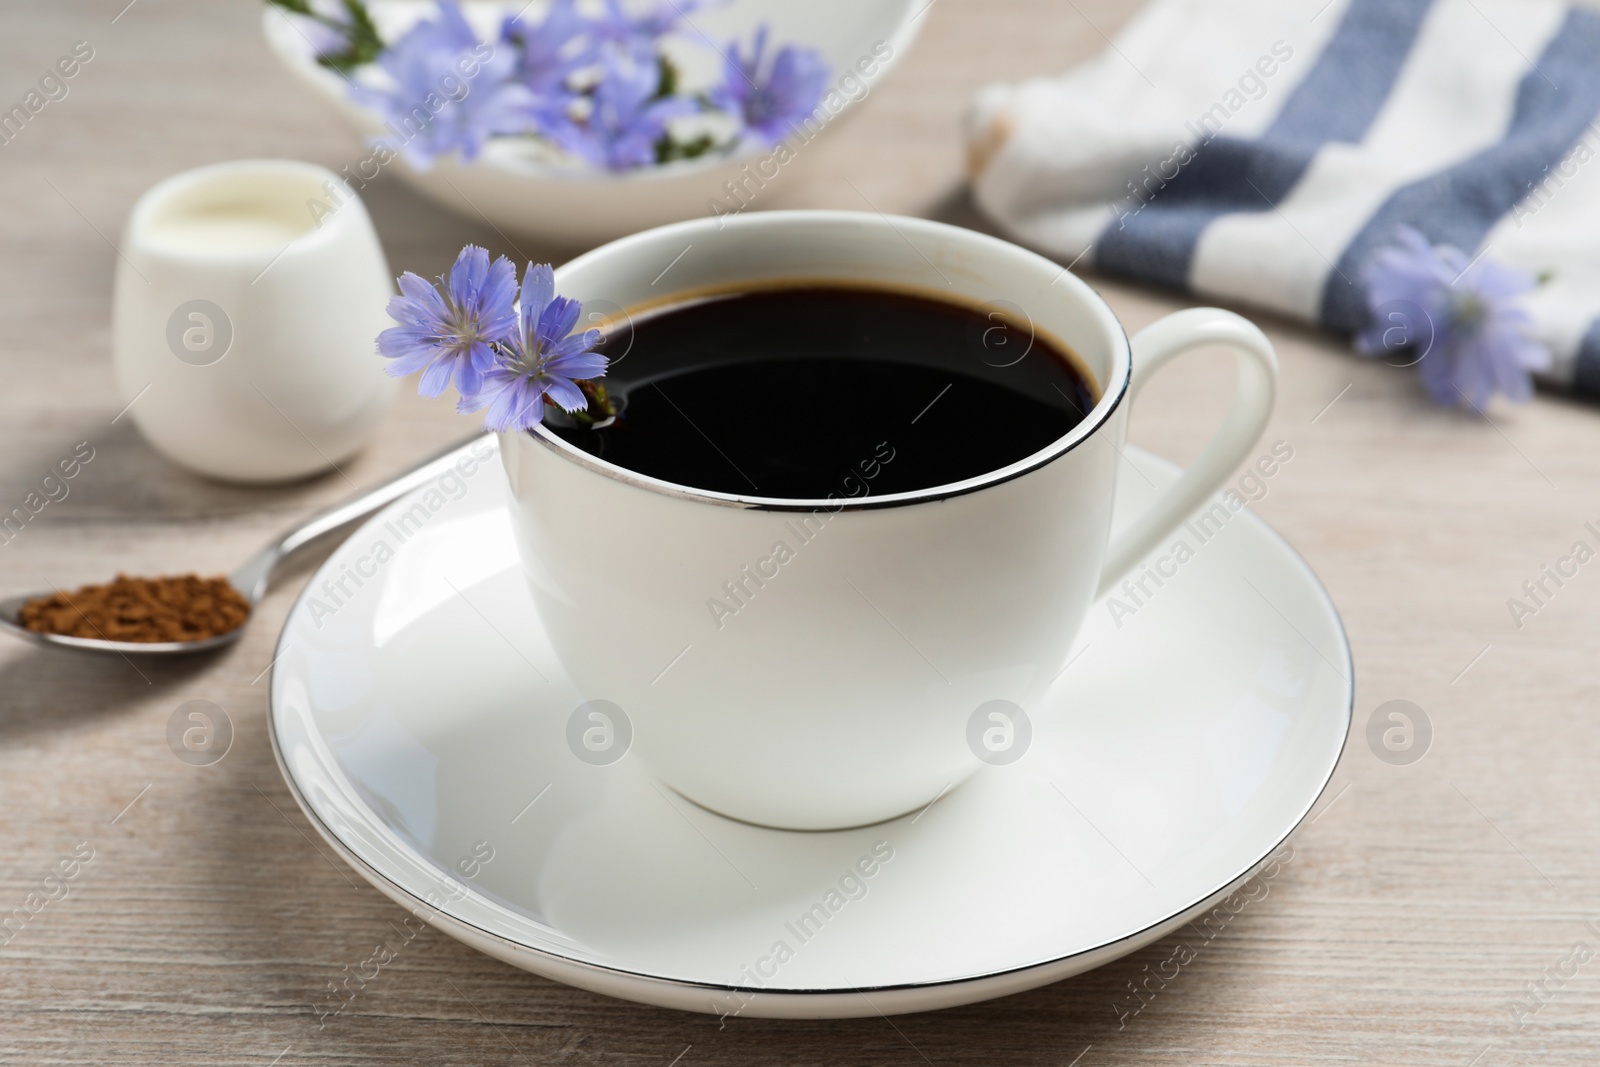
[5, 0, 1600, 1063]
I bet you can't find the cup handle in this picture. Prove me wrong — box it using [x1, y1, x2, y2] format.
[1095, 308, 1278, 600]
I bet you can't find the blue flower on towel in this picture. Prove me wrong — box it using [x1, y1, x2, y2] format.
[1356, 227, 1550, 408]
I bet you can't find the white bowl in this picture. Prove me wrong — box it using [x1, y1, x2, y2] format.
[263, 0, 926, 246]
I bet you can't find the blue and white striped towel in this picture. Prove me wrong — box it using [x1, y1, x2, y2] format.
[966, 0, 1600, 395]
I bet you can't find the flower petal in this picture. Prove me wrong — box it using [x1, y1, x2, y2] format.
[393, 272, 449, 321]
[455, 354, 485, 399]
[485, 377, 543, 430]
[542, 375, 586, 412]
[447, 245, 491, 308]
[479, 255, 521, 340]
[538, 295, 582, 349]
[381, 345, 439, 378]
[456, 370, 504, 414]
[418, 354, 458, 398]
[545, 344, 606, 382]
[520, 263, 556, 336]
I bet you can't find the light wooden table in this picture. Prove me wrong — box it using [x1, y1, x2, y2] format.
[4, 1, 1599, 1063]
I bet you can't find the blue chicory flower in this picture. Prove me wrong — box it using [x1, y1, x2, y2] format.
[500, 0, 594, 96]
[338, 1, 833, 172]
[378, 245, 519, 398]
[495, 0, 596, 150]
[709, 26, 830, 146]
[1356, 226, 1550, 408]
[592, 0, 705, 60]
[458, 263, 607, 431]
[351, 0, 535, 169]
[556, 49, 697, 170]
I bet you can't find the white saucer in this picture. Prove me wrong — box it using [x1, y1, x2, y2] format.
[268, 442, 1351, 1018]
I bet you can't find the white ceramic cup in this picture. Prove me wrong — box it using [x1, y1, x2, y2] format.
[112, 159, 395, 483]
[500, 210, 1277, 830]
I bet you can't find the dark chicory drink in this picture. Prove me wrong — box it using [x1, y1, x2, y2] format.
[546, 284, 1098, 499]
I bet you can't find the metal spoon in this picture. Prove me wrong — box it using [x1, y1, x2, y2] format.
[0, 434, 494, 655]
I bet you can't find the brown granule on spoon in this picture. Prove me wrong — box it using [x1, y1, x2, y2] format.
[19, 574, 250, 643]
